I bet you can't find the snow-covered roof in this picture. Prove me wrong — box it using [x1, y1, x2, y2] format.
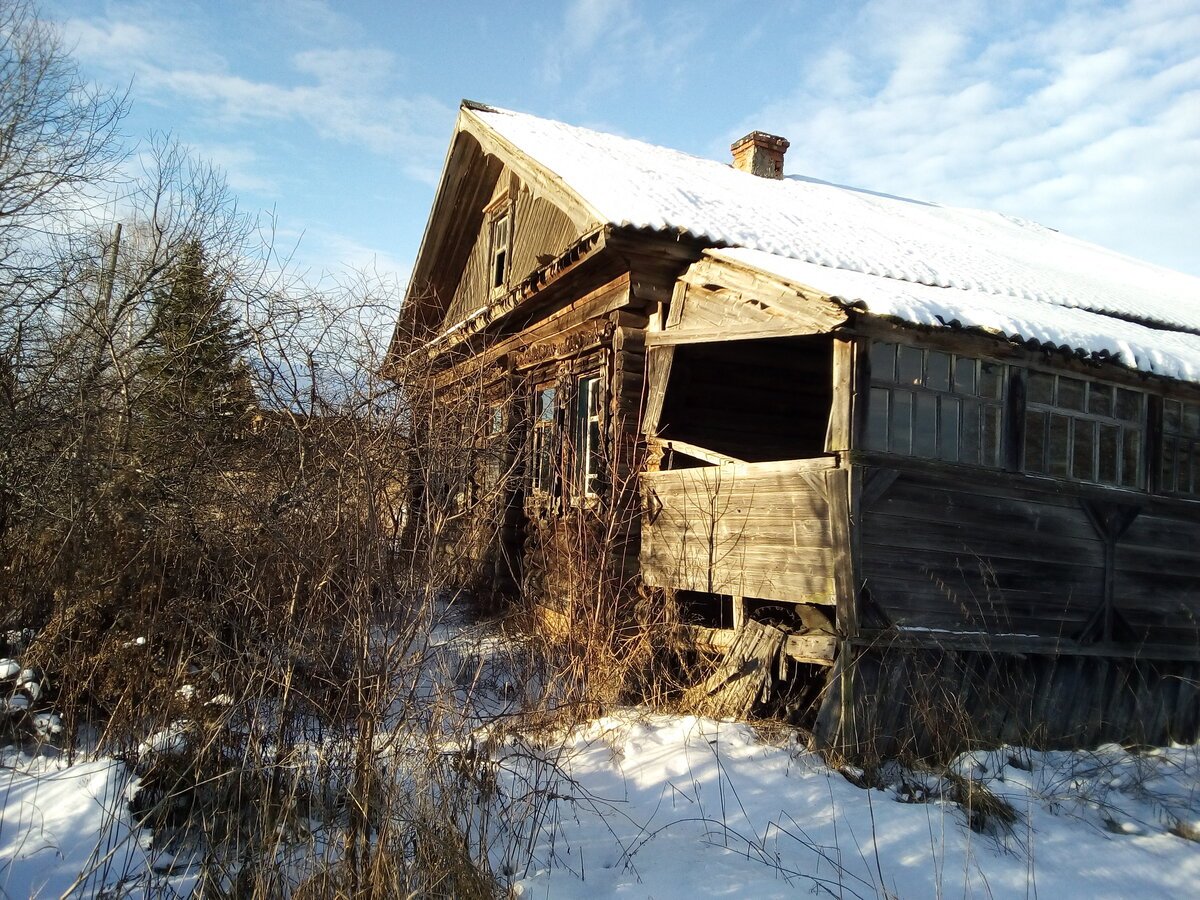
[471, 105, 1200, 383]
[713, 248, 1200, 383]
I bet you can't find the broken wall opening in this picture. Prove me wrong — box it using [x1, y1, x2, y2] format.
[657, 334, 834, 464]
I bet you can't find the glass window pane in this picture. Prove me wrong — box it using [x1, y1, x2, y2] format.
[1184, 403, 1200, 437]
[979, 362, 1004, 399]
[539, 388, 556, 420]
[1115, 388, 1143, 423]
[1073, 419, 1096, 482]
[587, 420, 601, 491]
[1190, 444, 1200, 495]
[897, 345, 923, 386]
[913, 392, 938, 457]
[939, 397, 960, 461]
[1121, 428, 1142, 488]
[954, 357, 976, 395]
[866, 387, 890, 451]
[926, 351, 951, 392]
[1024, 410, 1047, 473]
[1028, 371, 1054, 405]
[1047, 414, 1070, 477]
[870, 342, 897, 383]
[891, 390, 913, 455]
[1160, 436, 1177, 492]
[1164, 399, 1182, 432]
[1058, 376, 1086, 411]
[960, 399, 980, 465]
[982, 405, 1001, 467]
[1098, 424, 1119, 484]
[1087, 383, 1113, 417]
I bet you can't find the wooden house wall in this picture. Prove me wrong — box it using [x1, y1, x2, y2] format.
[444, 173, 579, 328]
[856, 464, 1200, 649]
[858, 466, 1107, 637]
[641, 458, 837, 604]
[816, 646, 1200, 759]
[1113, 509, 1200, 645]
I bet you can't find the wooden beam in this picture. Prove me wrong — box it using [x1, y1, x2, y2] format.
[661, 439, 745, 467]
[851, 629, 1200, 663]
[680, 625, 836, 665]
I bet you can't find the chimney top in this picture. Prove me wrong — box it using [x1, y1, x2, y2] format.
[731, 131, 790, 179]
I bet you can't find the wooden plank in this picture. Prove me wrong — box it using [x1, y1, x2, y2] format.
[785, 632, 837, 665]
[661, 439, 745, 467]
[641, 457, 838, 604]
[642, 345, 673, 436]
[825, 466, 857, 637]
[685, 620, 786, 719]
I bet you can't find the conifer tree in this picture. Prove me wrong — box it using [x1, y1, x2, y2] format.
[142, 237, 251, 444]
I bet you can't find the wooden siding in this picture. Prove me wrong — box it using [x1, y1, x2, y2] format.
[641, 458, 838, 604]
[816, 645, 1200, 758]
[444, 175, 579, 328]
[860, 466, 1106, 636]
[1113, 509, 1200, 645]
[857, 463, 1200, 651]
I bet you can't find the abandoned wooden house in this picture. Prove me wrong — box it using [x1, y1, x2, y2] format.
[388, 100, 1200, 755]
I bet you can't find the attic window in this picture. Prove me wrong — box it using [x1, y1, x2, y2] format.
[489, 209, 511, 295]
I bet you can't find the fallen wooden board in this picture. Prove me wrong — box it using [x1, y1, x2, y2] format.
[685, 619, 786, 720]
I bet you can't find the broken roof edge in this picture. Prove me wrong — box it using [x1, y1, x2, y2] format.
[709, 247, 1200, 387]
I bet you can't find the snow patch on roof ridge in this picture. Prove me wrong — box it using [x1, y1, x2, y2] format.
[468, 104, 1200, 336]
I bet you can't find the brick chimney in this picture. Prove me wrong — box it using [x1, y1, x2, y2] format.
[731, 131, 790, 179]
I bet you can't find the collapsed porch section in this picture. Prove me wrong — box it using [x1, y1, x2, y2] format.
[638, 251, 1200, 756]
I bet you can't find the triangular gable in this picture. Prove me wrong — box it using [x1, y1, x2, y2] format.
[391, 102, 606, 358]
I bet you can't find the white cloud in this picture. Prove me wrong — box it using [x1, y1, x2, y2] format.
[540, 0, 700, 105]
[738, 0, 1200, 274]
[58, 6, 451, 176]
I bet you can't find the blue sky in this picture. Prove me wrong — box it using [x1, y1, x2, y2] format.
[44, 0, 1200, 294]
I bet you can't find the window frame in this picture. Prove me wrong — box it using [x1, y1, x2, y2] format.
[486, 193, 514, 299]
[529, 383, 557, 499]
[1021, 369, 1147, 490]
[860, 337, 1161, 495]
[864, 341, 1006, 469]
[572, 372, 602, 500]
[1161, 398, 1200, 497]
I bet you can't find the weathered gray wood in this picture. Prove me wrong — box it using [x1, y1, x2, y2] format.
[825, 467, 856, 637]
[642, 345, 674, 436]
[642, 458, 838, 604]
[661, 439, 745, 467]
[648, 255, 848, 346]
[686, 619, 787, 719]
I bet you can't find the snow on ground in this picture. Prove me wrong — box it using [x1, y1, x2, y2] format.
[0, 749, 190, 898]
[498, 712, 1200, 900]
[2, 606, 1198, 898]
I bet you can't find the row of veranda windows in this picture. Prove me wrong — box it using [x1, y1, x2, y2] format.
[865, 340, 1197, 497]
